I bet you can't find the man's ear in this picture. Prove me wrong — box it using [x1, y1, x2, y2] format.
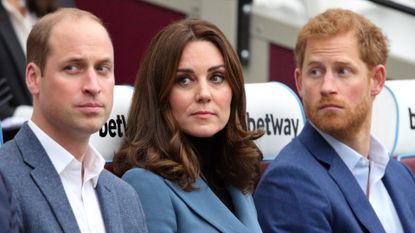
[294, 68, 303, 98]
[26, 63, 42, 96]
[370, 64, 386, 97]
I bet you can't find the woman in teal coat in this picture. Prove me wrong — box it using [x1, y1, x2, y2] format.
[113, 19, 263, 233]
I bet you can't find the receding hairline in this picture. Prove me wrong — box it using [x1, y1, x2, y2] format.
[48, 8, 108, 36]
[41, 8, 103, 25]
[26, 8, 112, 72]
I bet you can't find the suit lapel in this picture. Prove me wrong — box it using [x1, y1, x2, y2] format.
[165, 178, 251, 233]
[300, 123, 386, 233]
[16, 124, 81, 233]
[95, 172, 123, 233]
[383, 162, 415, 233]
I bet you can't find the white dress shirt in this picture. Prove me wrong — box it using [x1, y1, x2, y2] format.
[1, 0, 37, 54]
[315, 125, 403, 233]
[28, 120, 107, 233]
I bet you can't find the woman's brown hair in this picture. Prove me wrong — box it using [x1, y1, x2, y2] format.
[113, 19, 263, 193]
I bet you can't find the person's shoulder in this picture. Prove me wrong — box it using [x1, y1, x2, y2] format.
[122, 167, 171, 195]
[123, 167, 165, 184]
[259, 136, 326, 187]
[98, 169, 137, 193]
[388, 159, 415, 179]
[0, 140, 24, 172]
[267, 137, 311, 168]
[0, 139, 19, 156]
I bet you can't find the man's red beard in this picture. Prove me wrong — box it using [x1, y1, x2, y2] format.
[303, 95, 372, 139]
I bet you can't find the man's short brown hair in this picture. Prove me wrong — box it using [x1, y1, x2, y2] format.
[26, 8, 108, 74]
[294, 8, 389, 69]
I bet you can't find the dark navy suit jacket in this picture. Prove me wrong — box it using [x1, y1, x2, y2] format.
[0, 123, 148, 233]
[254, 122, 415, 233]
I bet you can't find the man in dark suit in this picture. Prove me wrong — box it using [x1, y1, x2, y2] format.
[0, 0, 75, 120]
[254, 8, 415, 233]
[0, 171, 18, 233]
[0, 8, 147, 233]
[0, 1, 29, 120]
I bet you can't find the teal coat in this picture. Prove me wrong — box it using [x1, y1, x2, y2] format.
[123, 167, 263, 233]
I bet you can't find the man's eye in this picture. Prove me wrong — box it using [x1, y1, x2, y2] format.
[63, 65, 80, 74]
[338, 68, 351, 76]
[309, 68, 322, 77]
[96, 65, 111, 74]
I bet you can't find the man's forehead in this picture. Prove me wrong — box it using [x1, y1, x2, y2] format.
[48, 17, 111, 50]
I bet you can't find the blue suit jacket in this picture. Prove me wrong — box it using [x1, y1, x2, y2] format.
[0, 170, 18, 233]
[123, 167, 263, 233]
[0, 124, 148, 233]
[254, 122, 415, 233]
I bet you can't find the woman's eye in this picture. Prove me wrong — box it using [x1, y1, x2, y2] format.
[176, 76, 192, 86]
[210, 75, 225, 84]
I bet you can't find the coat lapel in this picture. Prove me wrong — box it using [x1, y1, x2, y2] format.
[300, 123, 386, 233]
[383, 162, 415, 233]
[16, 124, 81, 233]
[227, 186, 262, 233]
[165, 178, 252, 233]
[95, 172, 124, 233]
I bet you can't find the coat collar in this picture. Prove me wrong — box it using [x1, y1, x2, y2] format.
[15, 123, 81, 233]
[165, 177, 258, 233]
[299, 122, 386, 233]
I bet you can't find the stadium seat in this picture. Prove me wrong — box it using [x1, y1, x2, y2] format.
[90, 85, 134, 172]
[245, 82, 306, 183]
[245, 82, 306, 160]
[372, 80, 415, 173]
[92, 82, 306, 177]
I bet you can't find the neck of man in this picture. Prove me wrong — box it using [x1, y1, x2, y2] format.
[329, 122, 372, 158]
[31, 116, 90, 161]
